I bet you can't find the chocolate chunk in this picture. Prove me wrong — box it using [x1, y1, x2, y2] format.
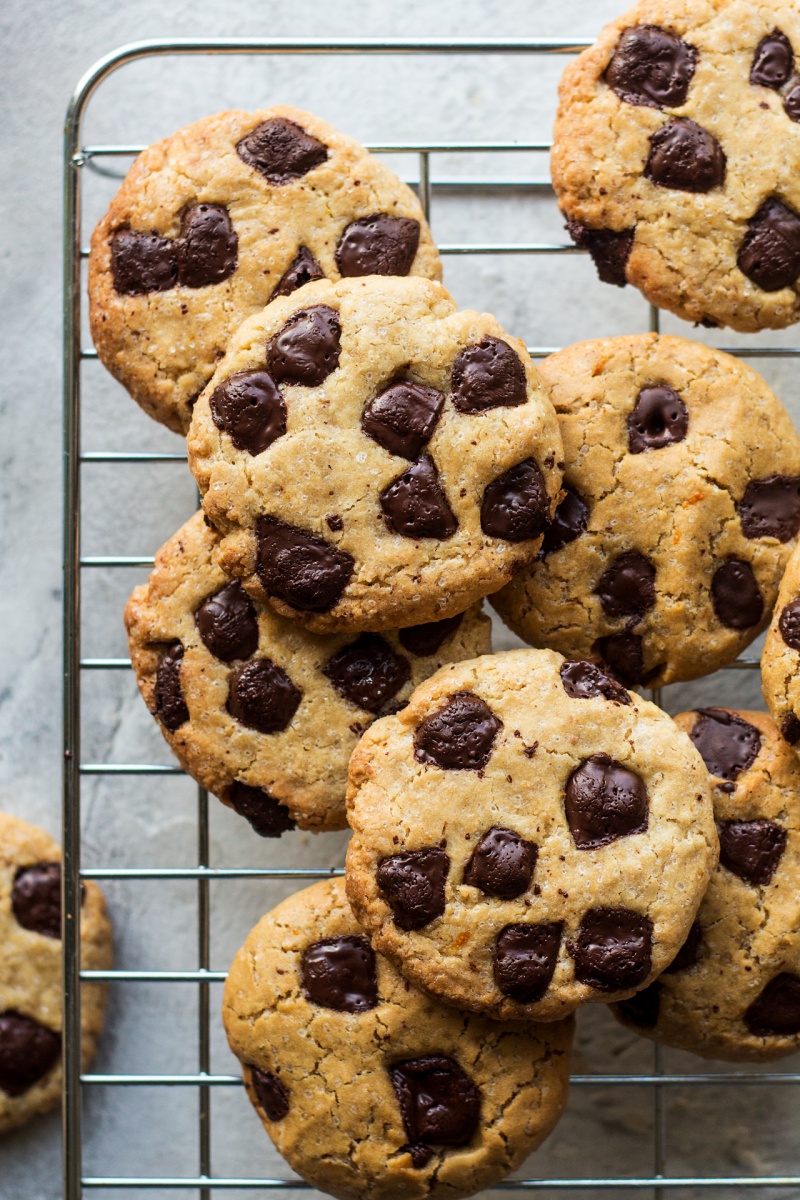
[616, 982, 661, 1028]
[645, 118, 726, 193]
[566, 221, 635, 287]
[628, 385, 688, 452]
[480, 458, 549, 542]
[463, 828, 538, 899]
[540, 484, 590, 556]
[740, 475, 800, 542]
[322, 634, 410, 714]
[718, 819, 787, 885]
[781, 712, 800, 744]
[783, 81, 800, 121]
[154, 641, 189, 731]
[493, 922, 562, 1002]
[110, 228, 178, 295]
[595, 551, 656, 619]
[301, 935, 378, 1012]
[560, 659, 632, 704]
[594, 632, 651, 687]
[266, 305, 341, 387]
[228, 781, 296, 838]
[414, 692, 501, 771]
[570, 907, 653, 991]
[711, 558, 764, 629]
[256, 516, 354, 612]
[195, 581, 259, 663]
[689, 708, 762, 780]
[389, 1055, 480, 1152]
[0, 1012, 61, 1097]
[380, 455, 458, 540]
[376, 847, 450, 930]
[362, 382, 444, 460]
[398, 614, 464, 657]
[271, 245, 324, 300]
[175, 204, 237, 288]
[227, 658, 301, 734]
[12, 863, 64, 939]
[664, 921, 703, 974]
[604, 24, 698, 108]
[236, 117, 327, 183]
[251, 1066, 290, 1121]
[744, 973, 800, 1036]
[737, 197, 800, 291]
[779, 599, 800, 649]
[565, 754, 648, 850]
[335, 214, 420, 277]
[404, 1144, 434, 1169]
[209, 369, 287, 456]
[450, 337, 527, 413]
[750, 29, 794, 89]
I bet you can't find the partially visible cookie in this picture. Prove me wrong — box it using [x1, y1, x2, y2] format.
[125, 512, 491, 834]
[345, 648, 717, 1022]
[0, 812, 111, 1132]
[222, 878, 573, 1200]
[492, 335, 800, 686]
[89, 106, 441, 433]
[762, 539, 800, 750]
[615, 710, 800, 1061]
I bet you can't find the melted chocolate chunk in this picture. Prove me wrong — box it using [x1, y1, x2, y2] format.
[335, 214, 420, 277]
[154, 641, 189, 731]
[227, 658, 302, 734]
[322, 634, 410, 714]
[566, 221, 635, 287]
[737, 197, 800, 291]
[175, 204, 237, 288]
[616, 982, 661, 1028]
[404, 1144, 434, 1169]
[781, 712, 800, 744]
[560, 659, 632, 704]
[271, 245, 324, 300]
[779, 599, 800, 649]
[664, 921, 703, 974]
[451, 337, 527, 413]
[565, 754, 648, 850]
[740, 475, 800, 542]
[604, 24, 697, 108]
[689, 708, 762, 780]
[209, 369, 287, 456]
[398, 613, 463, 657]
[745, 973, 800, 1036]
[463, 828, 538, 899]
[266, 305, 341, 387]
[362, 381, 445, 460]
[540, 485, 590, 556]
[481, 458, 549, 542]
[594, 631, 650, 687]
[570, 908, 653, 991]
[750, 29, 794, 89]
[0, 1012, 61, 1097]
[718, 819, 787, 886]
[645, 118, 726, 193]
[414, 692, 501, 770]
[493, 922, 562, 1002]
[376, 847, 450, 930]
[380, 455, 458, 540]
[228, 782, 296, 838]
[595, 551, 656, 619]
[628, 385, 689, 452]
[783, 81, 800, 121]
[236, 117, 327, 183]
[251, 1066, 290, 1120]
[301, 935, 378, 1012]
[256, 516, 355, 612]
[711, 558, 764, 629]
[389, 1055, 480, 1153]
[195, 581, 259, 663]
[12, 863, 64, 939]
[110, 228, 178, 295]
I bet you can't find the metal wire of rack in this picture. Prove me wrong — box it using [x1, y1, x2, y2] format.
[62, 36, 800, 1200]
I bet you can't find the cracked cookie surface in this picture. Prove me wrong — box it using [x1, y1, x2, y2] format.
[762, 539, 800, 752]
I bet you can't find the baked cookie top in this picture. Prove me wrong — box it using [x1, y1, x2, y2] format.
[615, 710, 800, 1061]
[492, 334, 800, 687]
[554, 0, 800, 331]
[187, 275, 563, 634]
[222, 878, 573, 1200]
[125, 511, 491, 835]
[0, 811, 111, 1133]
[88, 106, 441, 433]
[345, 648, 717, 1023]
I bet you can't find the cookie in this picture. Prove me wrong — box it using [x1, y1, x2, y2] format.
[125, 511, 491, 834]
[222, 878, 572, 1200]
[553, 0, 800, 331]
[88, 107, 441, 433]
[491, 334, 800, 687]
[187, 275, 563, 634]
[615, 709, 800, 1060]
[761, 538, 800, 751]
[0, 812, 111, 1132]
[345, 647, 717, 1022]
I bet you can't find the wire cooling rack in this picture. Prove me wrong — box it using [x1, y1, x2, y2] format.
[62, 36, 800, 1200]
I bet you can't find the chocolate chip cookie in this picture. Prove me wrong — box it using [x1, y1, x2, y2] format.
[125, 511, 491, 835]
[0, 812, 111, 1132]
[554, 0, 800, 330]
[222, 878, 573, 1199]
[761, 539, 800, 751]
[89, 106, 441, 433]
[492, 334, 800, 687]
[615, 709, 800, 1060]
[345, 648, 717, 1022]
[187, 275, 563, 634]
